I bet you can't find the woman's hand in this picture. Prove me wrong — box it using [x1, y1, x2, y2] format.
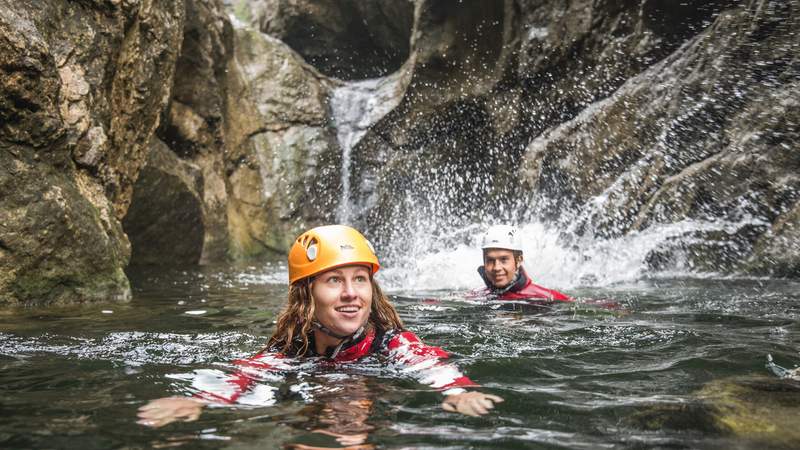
[137, 396, 206, 428]
[442, 391, 503, 417]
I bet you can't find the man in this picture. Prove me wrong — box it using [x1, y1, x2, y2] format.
[476, 224, 572, 302]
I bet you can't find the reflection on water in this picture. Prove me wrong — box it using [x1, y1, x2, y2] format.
[1, 265, 800, 449]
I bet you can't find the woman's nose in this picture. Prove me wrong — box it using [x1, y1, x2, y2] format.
[341, 280, 357, 298]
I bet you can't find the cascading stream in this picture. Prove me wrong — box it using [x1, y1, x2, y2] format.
[330, 71, 408, 224]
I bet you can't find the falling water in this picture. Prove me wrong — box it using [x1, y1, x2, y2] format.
[378, 215, 769, 294]
[330, 71, 408, 223]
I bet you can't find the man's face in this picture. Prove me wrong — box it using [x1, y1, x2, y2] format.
[483, 249, 520, 289]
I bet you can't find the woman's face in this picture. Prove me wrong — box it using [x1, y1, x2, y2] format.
[311, 265, 373, 338]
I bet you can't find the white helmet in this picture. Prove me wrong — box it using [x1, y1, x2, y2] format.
[481, 224, 523, 251]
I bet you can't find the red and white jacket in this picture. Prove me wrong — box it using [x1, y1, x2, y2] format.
[194, 328, 477, 405]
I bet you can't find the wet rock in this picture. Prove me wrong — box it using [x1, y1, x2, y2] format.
[156, 0, 232, 263]
[627, 376, 800, 447]
[0, 0, 184, 304]
[346, 0, 737, 257]
[700, 376, 800, 445]
[516, 0, 736, 137]
[745, 202, 800, 277]
[347, 0, 520, 253]
[520, 0, 800, 275]
[233, 0, 414, 80]
[0, 154, 131, 305]
[122, 138, 204, 266]
[626, 402, 725, 434]
[222, 25, 340, 259]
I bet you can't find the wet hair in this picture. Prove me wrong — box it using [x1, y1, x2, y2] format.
[266, 275, 404, 356]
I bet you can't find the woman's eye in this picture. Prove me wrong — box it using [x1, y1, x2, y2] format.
[327, 277, 341, 284]
[354, 276, 368, 283]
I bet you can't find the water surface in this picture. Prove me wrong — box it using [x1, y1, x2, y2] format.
[2, 265, 799, 449]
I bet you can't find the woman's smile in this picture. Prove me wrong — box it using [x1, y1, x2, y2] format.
[311, 265, 373, 345]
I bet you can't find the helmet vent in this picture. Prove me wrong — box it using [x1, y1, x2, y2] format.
[306, 238, 318, 261]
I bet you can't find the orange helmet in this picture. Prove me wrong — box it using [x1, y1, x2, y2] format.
[288, 225, 380, 284]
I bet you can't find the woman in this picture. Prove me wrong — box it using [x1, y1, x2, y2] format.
[138, 225, 503, 428]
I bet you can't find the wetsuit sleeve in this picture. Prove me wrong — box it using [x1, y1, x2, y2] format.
[192, 352, 285, 405]
[385, 331, 479, 393]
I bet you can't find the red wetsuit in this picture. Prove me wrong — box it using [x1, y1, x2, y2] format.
[195, 328, 477, 405]
[474, 266, 573, 302]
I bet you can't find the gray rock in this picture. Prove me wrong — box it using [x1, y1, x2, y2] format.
[122, 138, 204, 266]
[222, 25, 340, 259]
[520, 0, 800, 276]
[234, 0, 414, 80]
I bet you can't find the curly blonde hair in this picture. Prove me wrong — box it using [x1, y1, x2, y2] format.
[266, 276, 403, 356]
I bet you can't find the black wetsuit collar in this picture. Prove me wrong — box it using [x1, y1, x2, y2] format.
[478, 265, 528, 296]
[306, 324, 369, 359]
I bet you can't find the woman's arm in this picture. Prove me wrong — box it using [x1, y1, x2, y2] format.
[137, 396, 206, 427]
[384, 331, 503, 416]
[442, 391, 504, 416]
[137, 352, 286, 427]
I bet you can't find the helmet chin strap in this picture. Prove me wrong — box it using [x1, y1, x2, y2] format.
[312, 319, 367, 359]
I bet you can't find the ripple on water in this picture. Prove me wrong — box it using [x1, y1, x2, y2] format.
[0, 331, 261, 365]
[389, 422, 613, 449]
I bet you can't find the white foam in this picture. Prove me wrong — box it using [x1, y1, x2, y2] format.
[378, 217, 767, 292]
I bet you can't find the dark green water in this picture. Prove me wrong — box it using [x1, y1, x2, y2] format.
[2, 265, 800, 449]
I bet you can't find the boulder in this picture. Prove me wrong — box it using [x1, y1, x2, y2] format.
[0, 0, 184, 305]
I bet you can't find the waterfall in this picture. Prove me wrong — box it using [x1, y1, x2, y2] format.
[377, 216, 769, 293]
[330, 71, 407, 224]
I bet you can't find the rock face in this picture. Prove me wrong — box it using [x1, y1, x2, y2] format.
[138, 0, 233, 264]
[346, 0, 520, 256]
[520, 0, 800, 276]
[223, 26, 341, 258]
[233, 0, 414, 80]
[343, 0, 742, 256]
[122, 138, 204, 266]
[0, 0, 184, 305]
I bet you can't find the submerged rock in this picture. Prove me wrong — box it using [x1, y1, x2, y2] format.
[628, 376, 800, 447]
